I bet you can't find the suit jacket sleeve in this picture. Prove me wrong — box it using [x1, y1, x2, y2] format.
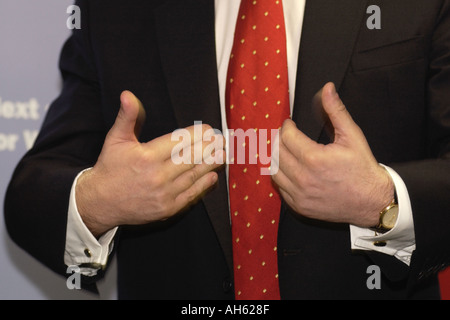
[4, 0, 107, 285]
[389, 1, 450, 289]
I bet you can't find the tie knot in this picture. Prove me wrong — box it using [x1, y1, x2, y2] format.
[239, 0, 285, 25]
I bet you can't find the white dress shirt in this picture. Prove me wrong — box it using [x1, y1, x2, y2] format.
[64, 0, 416, 275]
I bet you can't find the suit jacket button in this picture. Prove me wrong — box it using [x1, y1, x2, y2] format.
[223, 278, 233, 293]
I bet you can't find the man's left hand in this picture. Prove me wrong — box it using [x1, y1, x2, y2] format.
[272, 82, 394, 228]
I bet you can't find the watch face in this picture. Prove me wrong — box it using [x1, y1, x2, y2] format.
[382, 205, 399, 229]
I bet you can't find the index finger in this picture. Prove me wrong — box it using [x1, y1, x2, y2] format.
[144, 123, 219, 161]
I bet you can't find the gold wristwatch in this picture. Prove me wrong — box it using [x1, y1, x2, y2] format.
[372, 197, 399, 234]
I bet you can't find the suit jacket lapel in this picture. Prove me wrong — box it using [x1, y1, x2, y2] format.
[154, 0, 234, 274]
[153, 0, 370, 277]
[292, 0, 369, 141]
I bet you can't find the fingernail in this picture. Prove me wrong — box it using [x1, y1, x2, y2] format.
[331, 84, 339, 98]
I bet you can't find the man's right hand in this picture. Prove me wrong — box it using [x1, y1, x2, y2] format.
[76, 91, 225, 237]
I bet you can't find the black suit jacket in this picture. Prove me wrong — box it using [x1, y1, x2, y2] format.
[5, 0, 450, 299]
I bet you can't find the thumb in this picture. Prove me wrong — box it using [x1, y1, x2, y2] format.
[108, 91, 146, 142]
[321, 82, 361, 144]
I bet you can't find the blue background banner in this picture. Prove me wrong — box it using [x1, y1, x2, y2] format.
[0, 0, 116, 299]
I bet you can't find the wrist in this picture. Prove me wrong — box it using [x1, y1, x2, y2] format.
[369, 166, 396, 228]
[75, 168, 114, 238]
[356, 165, 395, 228]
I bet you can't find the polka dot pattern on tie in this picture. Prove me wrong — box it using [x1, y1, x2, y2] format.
[226, 0, 290, 300]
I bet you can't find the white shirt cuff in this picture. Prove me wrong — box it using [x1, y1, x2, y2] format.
[64, 169, 118, 276]
[350, 165, 416, 266]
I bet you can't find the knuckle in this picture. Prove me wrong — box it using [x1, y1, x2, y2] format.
[157, 206, 171, 220]
[201, 124, 213, 133]
[162, 202, 175, 218]
[186, 190, 198, 203]
[183, 187, 199, 204]
[188, 169, 198, 185]
[157, 194, 175, 217]
[149, 171, 165, 187]
[303, 151, 320, 168]
[336, 101, 347, 113]
[295, 171, 316, 192]
[136, 149, 156, 169]
[294, 171, 308, 188]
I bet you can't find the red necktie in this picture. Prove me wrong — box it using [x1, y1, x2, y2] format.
[226, 0, 290, 300]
